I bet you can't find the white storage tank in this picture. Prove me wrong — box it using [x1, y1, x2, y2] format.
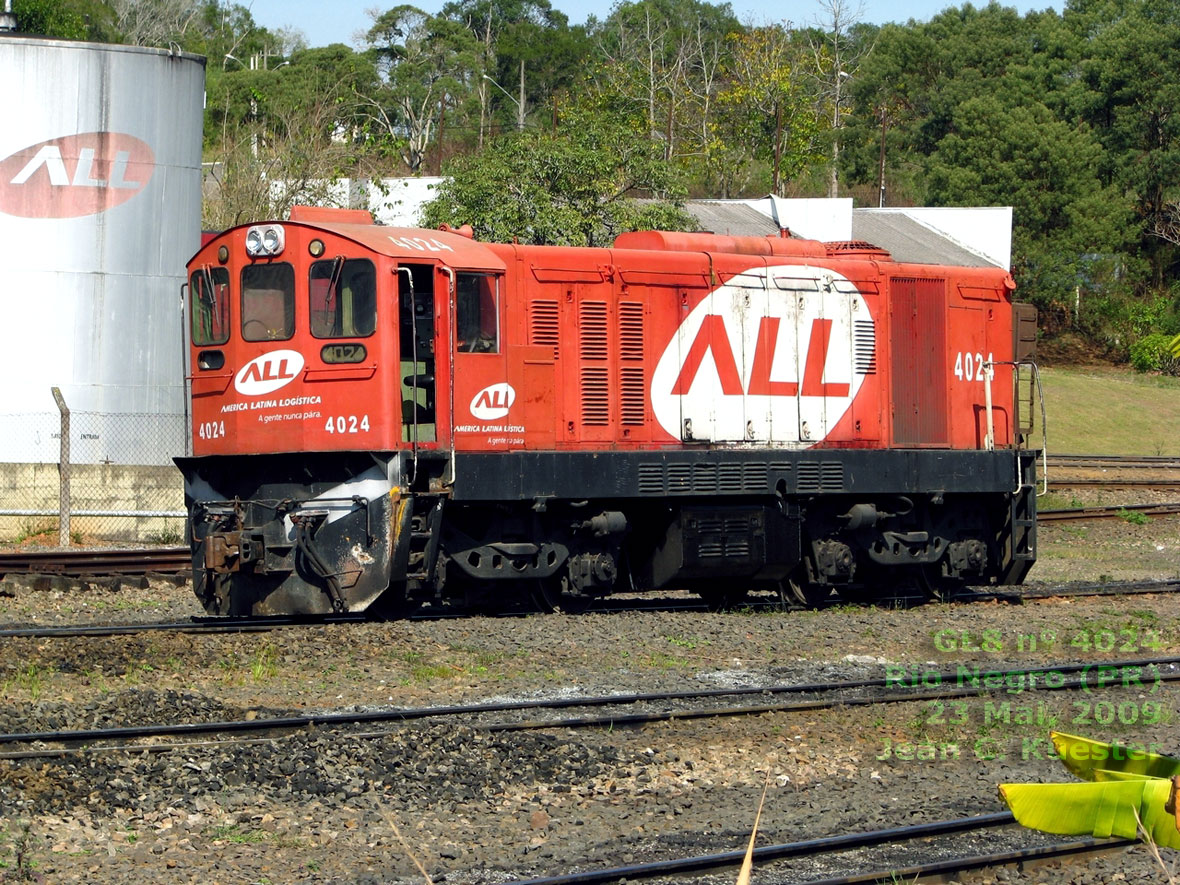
[0, 36, 205, 464]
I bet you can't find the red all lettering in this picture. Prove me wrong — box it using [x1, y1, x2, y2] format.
[474, 390, 507, 409]
[242, 359, 295, 384]
[672, 316, 849, 397]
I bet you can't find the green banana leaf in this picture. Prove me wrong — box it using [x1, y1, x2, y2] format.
[1000, 779, 1180, 848]
[1050, 731, 1180, 781]
[1092, 769, 1155, 782]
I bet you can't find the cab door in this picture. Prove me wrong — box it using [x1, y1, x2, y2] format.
[450, 271, 511, 451]
[396, 262, 450, 448]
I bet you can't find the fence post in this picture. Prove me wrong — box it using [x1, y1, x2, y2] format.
[51, 387, 70, 546]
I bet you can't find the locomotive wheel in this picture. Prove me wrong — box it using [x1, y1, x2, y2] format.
[530, 576, 596, 615]
[780, 570, 832, 608]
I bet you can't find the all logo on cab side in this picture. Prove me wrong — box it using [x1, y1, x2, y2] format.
[235, 351, 305, 396]
[0, 132, 155, 218]
[470, 383, 515, 420]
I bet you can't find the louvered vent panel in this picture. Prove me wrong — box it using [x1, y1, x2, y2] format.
[619, 302, 644, 360]
[719, 464, 744, 493]
[638, 465, 665, 494]
[692, 463, 719, 493]
[798, 462, 821, 493]
[621, 366, 646, 425]
[529, 300, 560, 357]
[820, 462, 844, 491]
[742, 462, 767, 491]
[667, 464, 692, 493]
[579, 301, 609, 360]
[854, 319, 877, 374]
[580, 367, 609, 425]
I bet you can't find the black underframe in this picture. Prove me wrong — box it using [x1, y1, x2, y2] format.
[447, 448, 1035, 502]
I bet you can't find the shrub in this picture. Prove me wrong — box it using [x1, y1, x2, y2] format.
[1129, 332, 1180, 374]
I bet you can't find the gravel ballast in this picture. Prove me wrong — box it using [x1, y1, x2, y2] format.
[2, 514, 1179, 883]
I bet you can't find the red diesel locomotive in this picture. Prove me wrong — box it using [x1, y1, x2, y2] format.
[178, 206, 1039, 615]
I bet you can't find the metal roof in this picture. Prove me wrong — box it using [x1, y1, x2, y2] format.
[681, 201, 783, 237]
[851, 211, 999, 268]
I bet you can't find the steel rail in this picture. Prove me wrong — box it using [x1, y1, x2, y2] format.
[507, 812, 1134, 885]
[4, 654, 1179, 749]
[1038, 502, 1180, 521]
[1049, 453, 1180, 466]
[794, 837, 1135, 885]
[4, 576, 1179, 640]
[0, 614, 367, 639]
[510, 812, 1018, 884]
[0, 545, 189, 576]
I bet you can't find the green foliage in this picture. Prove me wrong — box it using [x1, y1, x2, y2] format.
[926, 95, 1130, 313]
[422, 103, 698, 245]
[1129, 332, 1180, 374]
[11, 0, 113, 40]
[1116, 508, 1150, 525]
[56, 0, 1180, 341]
[1002, 732, 1180, 849]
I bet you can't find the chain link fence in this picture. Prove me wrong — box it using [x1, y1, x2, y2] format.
[0, 390, 190, 545]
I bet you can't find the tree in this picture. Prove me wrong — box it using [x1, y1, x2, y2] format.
[440, 0, 581, 145]
[108, 0, 201, 46]
[12, 0, 115, 39]
[589, 0, 742, 170]
[1068, 0, 1180, 286]
[926, 95, 1130, 311]
[363, 5, 481, 172]
[202, 47, 378, 228]
[714, 24, 823, 197]
[421, 104, 698, 246]
[810, 0, 868, 198]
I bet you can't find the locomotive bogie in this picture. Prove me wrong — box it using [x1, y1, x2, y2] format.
[178, 209, 1039, 616]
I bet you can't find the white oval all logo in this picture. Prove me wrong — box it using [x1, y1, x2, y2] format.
[234, 350, 305, 396]
[650, 265, 870, 445]
[470, 382, 516, 420]
[0, 132, 155, 218]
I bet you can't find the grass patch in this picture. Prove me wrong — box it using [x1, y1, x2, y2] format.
[1040, 367, 1180, 454]
[206, 824, 268, 844]
[250, 645, 280, 682]
[1, 663, 55, 701]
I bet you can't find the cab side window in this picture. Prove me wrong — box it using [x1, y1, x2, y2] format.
[455, 273, 500, 353]
[310, 258, 376, 339]
[191, 266, 230, 346]
[241, 263, 295, 341]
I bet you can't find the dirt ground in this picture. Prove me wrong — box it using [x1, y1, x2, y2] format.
[2, 512, 1179, 884]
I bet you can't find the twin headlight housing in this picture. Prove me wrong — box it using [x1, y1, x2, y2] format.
[245, 224, 285, 257]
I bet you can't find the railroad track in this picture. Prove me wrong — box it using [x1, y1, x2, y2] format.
[1038, 501, 1180, 521]
[0, 545, 189, 577]
[510, 813, 1132, 885]
[3, 577, 1179, 640]
[1046, 452, 1180, 489]
[1048, 454, 1180, 469]
[3, 654, 1175, 753]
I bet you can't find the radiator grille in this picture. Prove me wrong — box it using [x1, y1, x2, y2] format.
[853, 319, 877, 374]
[619, 302, 644, 359]
[580, 366, 609, 425]
[620, 366, 646, 425]
[635, 461, 777, 494]
[528, 300, 559, 357]
[579, 301, 609, 360]
[797, 461, 845, 492]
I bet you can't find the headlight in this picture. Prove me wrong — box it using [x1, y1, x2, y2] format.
[245, 224, 285, 257]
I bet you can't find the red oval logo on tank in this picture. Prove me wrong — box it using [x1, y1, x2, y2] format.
[0, 132, 155, 218]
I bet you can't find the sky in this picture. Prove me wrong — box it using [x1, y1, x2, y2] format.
[245, 0, 1066, 50]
